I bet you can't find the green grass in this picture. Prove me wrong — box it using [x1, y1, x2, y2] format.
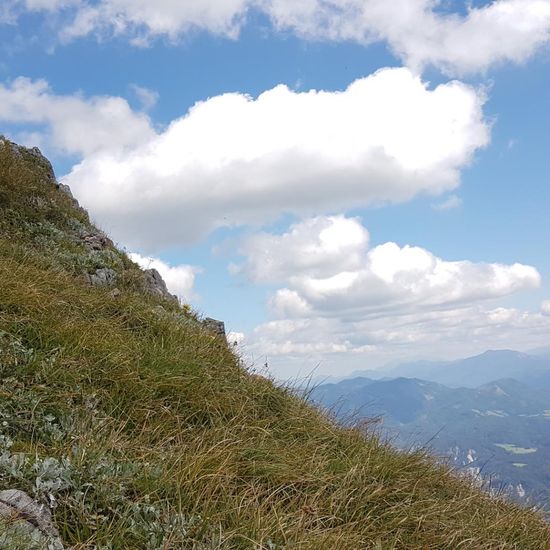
[1, 137, 550, 549]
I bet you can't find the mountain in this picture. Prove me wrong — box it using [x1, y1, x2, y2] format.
[1, 137, 549, 547]
[350, 350, 550, 389]
[310, 376, 550, 510]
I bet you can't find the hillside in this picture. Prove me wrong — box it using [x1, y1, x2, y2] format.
[311, 376, 550, 511]
[1, 136, 549, 549]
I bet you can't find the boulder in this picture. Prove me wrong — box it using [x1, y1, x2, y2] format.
[0, 489, 64, 549]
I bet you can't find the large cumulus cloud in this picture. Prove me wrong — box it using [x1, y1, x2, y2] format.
[57, 67, 489, 250]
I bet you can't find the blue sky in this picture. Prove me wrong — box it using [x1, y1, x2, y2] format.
[1, 1, 550, 379]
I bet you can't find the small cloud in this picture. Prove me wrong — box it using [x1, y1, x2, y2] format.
[508, 138, 518, 150]
[542, 300, 550, 316]
[130, 84, 159, 111]
[431, 194, 463, 211]
[227, 331, 245, 346]
[293, 78, 304, 91]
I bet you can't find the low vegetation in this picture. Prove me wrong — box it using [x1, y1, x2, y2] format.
[1, 138, 549, 548]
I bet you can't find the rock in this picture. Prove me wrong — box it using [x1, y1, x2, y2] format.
[85, 267, 117, 287]
[142, 269, 178, 304]
[55, 182, 82, 209]
[82, 232, 113, 251]
[203, 318, 226, 336]
[109, 288, 122, 298]
[55, 183, 74, 200]
[0, 489, 64, 549]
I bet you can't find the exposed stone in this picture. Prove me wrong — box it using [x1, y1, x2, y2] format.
[109, 288, 122, 298]
[0, 489, 64, 549]
[85, 267, 117, 288]
[203, 318, 226, 336]
[82, 232, 113, 251]
[56, 183, 74, 200]
[142, 268, 178, 304]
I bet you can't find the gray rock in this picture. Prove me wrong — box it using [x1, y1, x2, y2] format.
[55, 183, 73, 200]
[203, 318, 226, 336]
[109, 288, 122, 298]
[82, 232, 112, 251]
[85, 267, 117, 287]
[55, 182, 83, 210]
[0, 489, 64, 549]
[143, 269, 178, 304]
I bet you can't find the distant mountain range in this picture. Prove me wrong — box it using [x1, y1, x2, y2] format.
[345, 349, 550, 389]
[309, 350, 550, 511]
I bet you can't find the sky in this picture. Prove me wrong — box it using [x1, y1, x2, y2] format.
[1, 0, 550, 379]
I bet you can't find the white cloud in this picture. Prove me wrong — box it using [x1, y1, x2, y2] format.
[6, 0, 550, 75]
[25, 0, 79, 10]
[130, 84, 159, 111]
[129, 252, 200, 302]
[235, 216, 540, 319]
[431, 194, 462, 211]
[0, 77, 155, 156]
[59, 0, 250, 42]
[1, 0, 78, 24]
[231, 215, 545, 377]
[542, 300, 550, 316]
[231, 215, 369, 282]
[227, 331, 245, 346]
[58, 67, 488, 251]
[266, 0, 550, 75]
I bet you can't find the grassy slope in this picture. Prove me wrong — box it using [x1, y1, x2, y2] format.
[0, 139, 549, 549]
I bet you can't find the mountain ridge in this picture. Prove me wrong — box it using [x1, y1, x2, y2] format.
[341, 349, 550, 389]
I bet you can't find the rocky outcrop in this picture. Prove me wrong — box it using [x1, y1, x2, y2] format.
[0, 136, 82, 213]
[0, 489, 64, 549]
[142, 268, 179, 304]
[0, 137, 56, 186]
[203, 318, 226, 336]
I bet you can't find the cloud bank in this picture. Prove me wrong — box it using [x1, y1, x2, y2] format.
[232, 216, 546, 377]
[6, 0, 550, 74]
[235, 216, 540, 319]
